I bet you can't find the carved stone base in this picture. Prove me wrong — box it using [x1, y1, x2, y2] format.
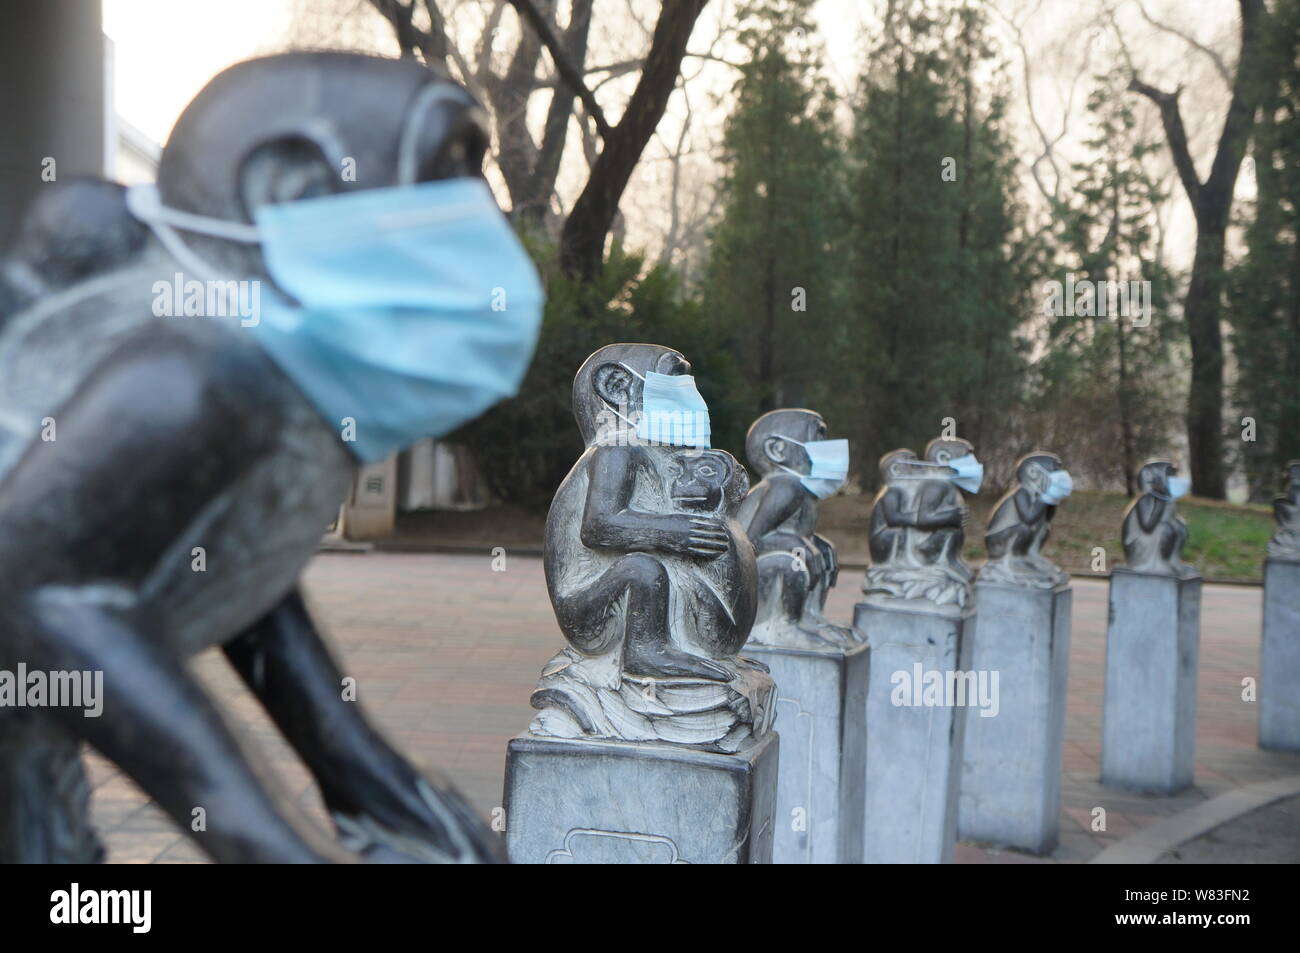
[959, 582, 1071, 854]
[743, 641, 869, 863]
[1261, 559, 1300, 752]
[527, 646, 775, 753]
[502, 732, 778, 863]
[852, 600, 974, 863]
[1102, 569, 1202, 794]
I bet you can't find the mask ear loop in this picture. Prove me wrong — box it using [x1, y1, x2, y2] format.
[125, 184, 261, 243]
[397, 84, 473, 186]
[124, 183, 258, 289]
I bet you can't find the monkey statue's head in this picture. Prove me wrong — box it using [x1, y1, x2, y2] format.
[572, 343, 692, 446]
[879, 448, 922, 484]
[1016, 451, 1063, 497]
[924, 436, 975, 467]
[150, 52, 487, 285]
[668, 449, 748, 514]
[744, 408, 826, 478]
[1137, 459, 1182, 498]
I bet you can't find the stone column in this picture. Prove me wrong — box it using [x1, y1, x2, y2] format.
[1101, 569, 1202, 793]
[854, 434, 984, 863]
[1261, 558, 1300, 752]
[744, 641, 868, 863]
[504, 733, 777, 864]
[958, 451, 1075, 853]
[1101, 460, 1202, 795]
[854, 600, 974, 863]
[1261, 463, 1300, 752]
[959, 581, 1071, 853]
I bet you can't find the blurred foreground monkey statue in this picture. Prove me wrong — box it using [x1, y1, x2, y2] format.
[0, 53, 544, 862]
[1121, 460, 1197, 578]
[533, 344, 774, 752]
[738, 409, 859, 649]
[980, 451, 1074, 588]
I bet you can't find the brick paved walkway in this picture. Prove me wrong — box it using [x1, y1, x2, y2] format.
[86, 552, 1300, 863]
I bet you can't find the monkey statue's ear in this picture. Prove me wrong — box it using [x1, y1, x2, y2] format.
[1024, 461, 1048, 493]
[729, 459, 751, 504]
[237, 135, 340, 221]
[763, 436, 789, 465]
[592, 362, 636, 410]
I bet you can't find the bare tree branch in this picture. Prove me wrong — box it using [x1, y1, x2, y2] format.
[506, 0, 612, 137]
[1132, 0, 1232, 87]
[1127, 76, 1202, 207]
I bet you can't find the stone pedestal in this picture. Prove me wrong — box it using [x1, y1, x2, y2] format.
[1101, 569, 1201, 794]
[853, 600, 974, 863]
[959, 582, 1071, 854]
[1261, 559, 1300, 752]
[503, 732, 778, 864]
[743, 641, 869, 864]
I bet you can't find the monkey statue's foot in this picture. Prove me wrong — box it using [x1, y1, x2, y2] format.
[978, 555, 1068, 589]
[624, 642, 732, 682]
[528, 646, 776, 753]
[329, 771, 504, 864]
[746, 613, 859, 651]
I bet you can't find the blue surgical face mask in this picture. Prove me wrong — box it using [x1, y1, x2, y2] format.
[126, 176, 544, 463]
[945, 453, 984, 494]
[776, 434, 849, 499]
[617, 365, 711, 448]
[1041, 468, 1074, 505]
[1166, 475, 1190, 500]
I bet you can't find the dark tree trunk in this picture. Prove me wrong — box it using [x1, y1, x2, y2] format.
[1127, 0, 1266, 499]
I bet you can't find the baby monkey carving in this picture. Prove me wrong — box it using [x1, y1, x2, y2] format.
[1121, 460, 1198, 578]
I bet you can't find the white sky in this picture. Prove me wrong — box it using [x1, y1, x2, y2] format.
[102, 0, 1243, 273]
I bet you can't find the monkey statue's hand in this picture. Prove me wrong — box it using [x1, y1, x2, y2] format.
[657, 513, 730, 560]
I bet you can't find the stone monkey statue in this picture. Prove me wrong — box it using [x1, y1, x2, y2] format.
[915, 436, 979, 581]
[981, 451, 1073, 588]
[0, 53, 533, 863]
[868, 449, 920, 567]
[533, 343, 773, 752]
[738, 408, 858, 648]
[1121, 460, 1197, 578]
[862, 436, 981, 612]
[1267, 460, 1300, 561]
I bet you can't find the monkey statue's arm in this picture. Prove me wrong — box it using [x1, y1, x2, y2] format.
[812, 533, 839, 587]
[912, 482, 965, 528]
[1013, 487, 1048, 525]
[579, 445, 728, 559]
[741, 475, 804, 542]
[1135, 495, 1165, 534]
